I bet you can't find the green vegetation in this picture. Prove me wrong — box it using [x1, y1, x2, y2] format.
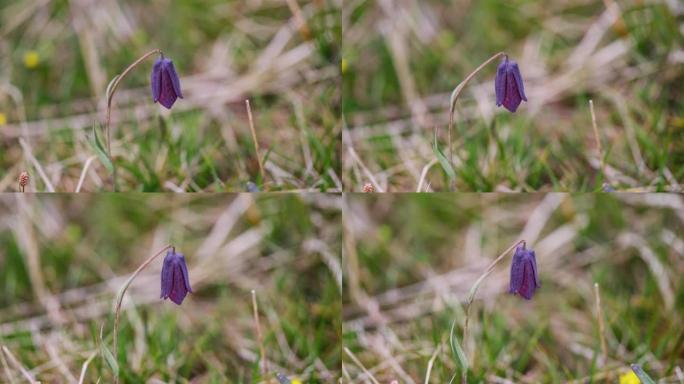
[0, 193, 341, 382]
[343, 0, 683, 192]
[343, 193, 684, 382]
[0, 0, 341, 192]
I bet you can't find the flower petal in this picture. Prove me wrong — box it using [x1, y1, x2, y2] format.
[158, 69, 178, 109]
[164, 60, 183, 99]
[160, 251, 174, 299]
[510, 61, 527, 102]
[508, 246, 525, 294]
[518, 262, 533, 300]
[503, 70, 522, 112]
[495, 59, 507, 107]
[179, 254, 192, 293]
[150, 58, 163, 103]
[530, 250, 541, 288]
[169, 266, 188, 305]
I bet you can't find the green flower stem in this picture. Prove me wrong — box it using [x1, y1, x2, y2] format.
[104, 48, 162, 191]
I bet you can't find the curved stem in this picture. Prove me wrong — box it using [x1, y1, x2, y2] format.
[461, 238, 525, 383]
[112, 244, 173, 384]
[245, 99, 266, 189]
[588, 99, 606, 184]
[104, 48, 162, 191]
[447, 51, 506, 191]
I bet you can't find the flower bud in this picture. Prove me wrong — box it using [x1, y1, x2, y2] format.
[151, 56, 183, 109]
[160, 249, 192, 305]
[495, 56, 527, 112]
[508, 244, 540, 300]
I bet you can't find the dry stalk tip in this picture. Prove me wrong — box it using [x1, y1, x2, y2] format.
[245, 99, 267, 190]
[593, 282, 608, 365]
[251, 289, 268, 378]
[589, 100, 606, 182]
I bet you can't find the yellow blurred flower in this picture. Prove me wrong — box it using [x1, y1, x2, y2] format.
[341, 58, 347, 74]
[23, 51, 40, 69]
[671, 116, 684, 128]
[0, 112, 7, 126]
[290, 378, 302, 384]
[619, 370, 640, 384]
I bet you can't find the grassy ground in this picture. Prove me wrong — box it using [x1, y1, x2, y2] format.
[0, 0, 341, 192]
[342, 0, 684, 192]
[343, 193, 684, 382]
[0, 193, 342, 383]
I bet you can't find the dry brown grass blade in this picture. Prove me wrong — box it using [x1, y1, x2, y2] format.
[245, 99, 267, 190]
[1, 346, 38, 384]
[251, 290, 269, 378]
[593, 283, 608, 366]
[344, 347, 380, 384]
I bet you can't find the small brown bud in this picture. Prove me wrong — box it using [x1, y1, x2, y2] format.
[362, 183, 375, 193]
[19, 171, 29, 192]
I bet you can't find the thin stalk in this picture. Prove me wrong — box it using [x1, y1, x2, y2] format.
[588, 100, 606, 182]
[593, 283, 608, 365]
[0, 343, 16, 384]
[424, 343, 441, 384]
[104, 48, 162, 191]
[1, 346, 37, 384]
[251, 289, 268, 377]
[245, 99, 266, 189]
[344, 347, 380, 384]
[284, 0, 310, 39]
[447, 51, 506, 190]
[461, 239, 525, 383]
[112, 244, 173, 384]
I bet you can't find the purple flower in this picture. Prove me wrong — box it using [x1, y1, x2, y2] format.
[495, 56, 527, 112]
[160, 249, 192, 305]
[508, 245, 540, 300]
[276, 373, 291, 384]
[151, 56, 183, 109]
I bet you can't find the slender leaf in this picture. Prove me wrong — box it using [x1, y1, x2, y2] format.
[449, 319, 468, 371]
[105, 74, 120, 102]
[631, 364, 656, 384]
[98, 323, 119, 378]
[433, 142, 456, 181]
[89, 125, 114, 174]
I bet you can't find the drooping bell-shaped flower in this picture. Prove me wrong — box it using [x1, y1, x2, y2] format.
[151, 56, 183, 109]
[495, 56, 527, 112]
[508, 244, 540, 300]
[160, 249, 192, 305]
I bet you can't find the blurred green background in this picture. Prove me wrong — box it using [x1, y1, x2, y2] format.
[0, 0, 341, 192]
[342, 0, 683, 192]
[0, 193, 341, 382]
[343, 193, 684, 382]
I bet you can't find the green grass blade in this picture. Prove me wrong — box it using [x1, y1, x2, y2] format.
[449, 318, 468, 372]
[105, 74, 120, 102]
[89, 125, 114, 174]
[630, 364, 656, 384]
[433, 141, 456, 181]
[98, 324, 119, 378]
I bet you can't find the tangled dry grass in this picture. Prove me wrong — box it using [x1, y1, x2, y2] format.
[0, 193, 342, 382]
[343, 193, 684, 382]
[0, 0, 341, 192]
[343, 0, 683, 192]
